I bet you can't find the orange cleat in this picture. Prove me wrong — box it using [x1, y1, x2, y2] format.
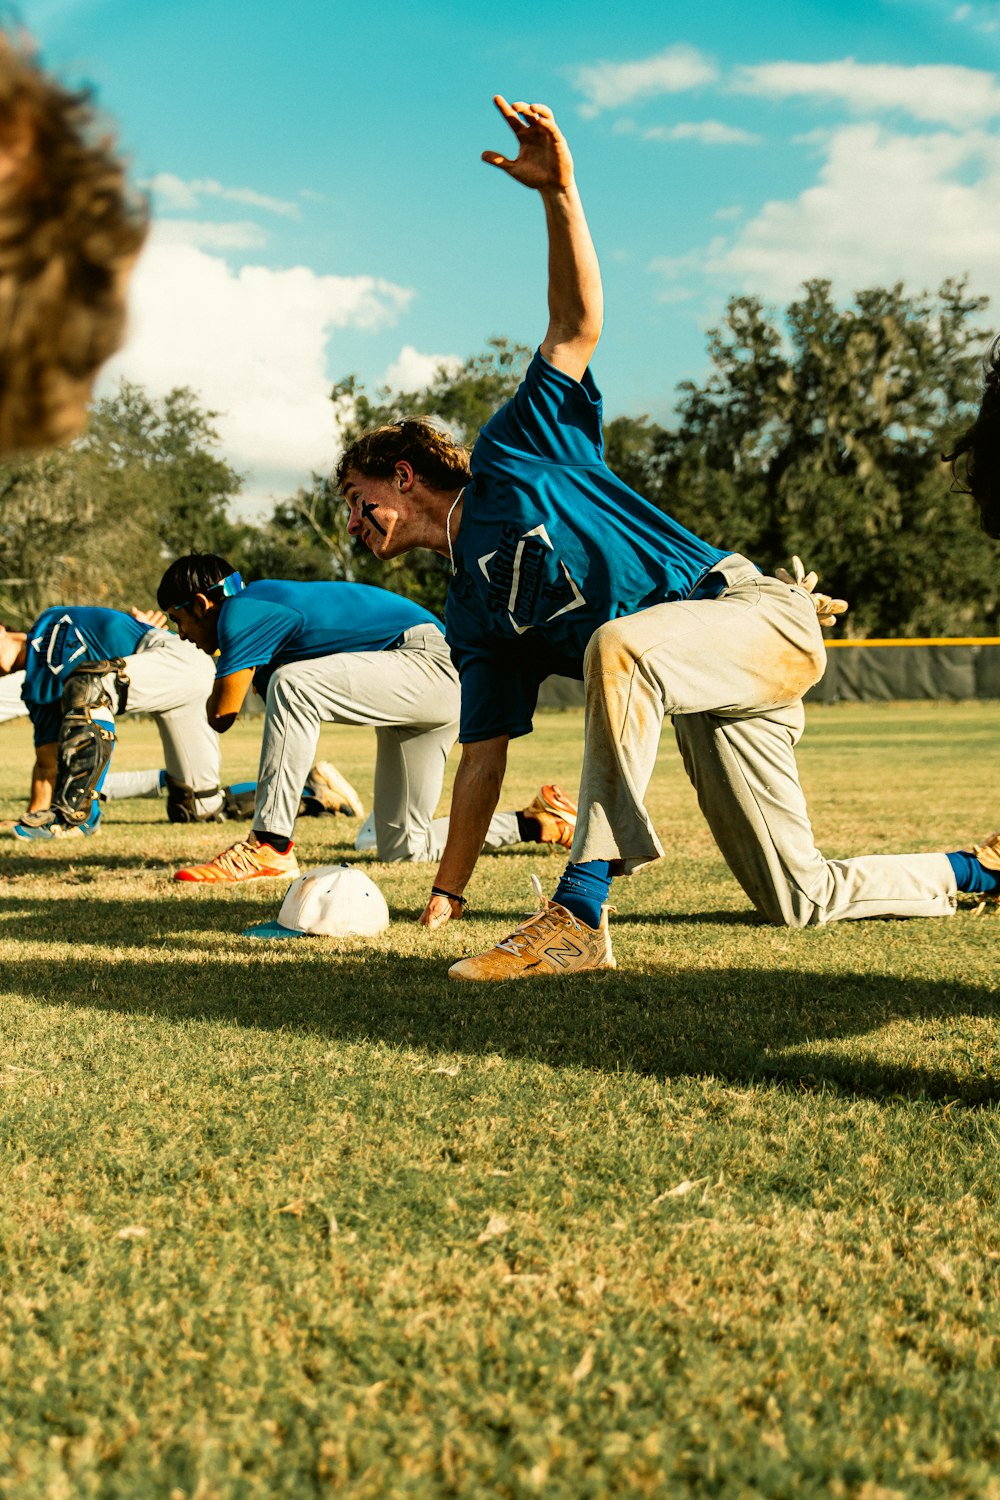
[174, 832, 300, 884]
[520, 783, 577, 850]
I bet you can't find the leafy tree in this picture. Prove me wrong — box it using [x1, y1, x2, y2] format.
[82, 382, 246, 560]
[652, 278, 1000, 636]
[0, 383, 248, 624]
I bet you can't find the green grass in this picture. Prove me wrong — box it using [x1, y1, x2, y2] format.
[0, 702, 997, 1498]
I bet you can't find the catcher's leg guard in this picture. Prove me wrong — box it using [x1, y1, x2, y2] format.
[52, 660, 129, 825]
[166, 774, 226, 823]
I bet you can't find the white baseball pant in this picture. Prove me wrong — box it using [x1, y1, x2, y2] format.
[122, 630, 222, 815]
[570, 555, 956, 926]
[254, 624, 520, 861]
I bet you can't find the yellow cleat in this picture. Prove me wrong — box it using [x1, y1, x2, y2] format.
[304, 760, 364, 818]
[449, 876, 615, 981]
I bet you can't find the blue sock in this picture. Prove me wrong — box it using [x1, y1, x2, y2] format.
[946, 851, 1000, 895]
[553, 860, 612, 928]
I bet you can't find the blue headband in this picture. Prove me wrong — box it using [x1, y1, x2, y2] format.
[174, 571, 245, 611]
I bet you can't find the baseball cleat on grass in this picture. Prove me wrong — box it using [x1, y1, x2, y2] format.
[13, 801, 101, 840]
[970, 831, 1000, 871]
[449, 875, 615, 981]
[174, 832, 300, 884]
[520, 783, 577, 850]
[303, 761, 364, 818]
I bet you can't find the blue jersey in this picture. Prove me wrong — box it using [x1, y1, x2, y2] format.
[214, 579, 443, 695]
[23, 606, 152, 746]
[445, 350, 731, 742]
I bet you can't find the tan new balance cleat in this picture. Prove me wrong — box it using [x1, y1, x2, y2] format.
[971, 831, 1000, 871]
[174, 832, 300, 884]
[520, 783, 577, 850]
[304, 760, 364, 818]
[449, 875, 615, 981]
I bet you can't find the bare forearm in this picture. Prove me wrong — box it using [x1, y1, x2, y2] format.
[540, 182, 603, 375]
[433, 747, 508, 897]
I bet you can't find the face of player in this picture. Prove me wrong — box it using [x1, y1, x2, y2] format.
[168, 598, 219, 655]
[342, 467, 416, 560]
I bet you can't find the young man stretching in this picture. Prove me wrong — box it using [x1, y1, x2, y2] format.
[0, 608, 222, 837]
[339, 95, 999, 976]
[157, 555, 577, 883]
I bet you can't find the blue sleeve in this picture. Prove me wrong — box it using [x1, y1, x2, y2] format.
[450, 641, 542, 743]
[29, 699, 60, 748]
[215, 597, 303, 677]
[478, 349, 604, 468]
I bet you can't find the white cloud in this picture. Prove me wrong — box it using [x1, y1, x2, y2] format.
[570, 44, 717, 117]
[655, 122, 1000, 304]
[733, 58, 1000, 129]
[952, 3, 1000, 33]
[101, 224, 413, 490]
[153, 219, 267, 250]
[147, 172, 301, 219]
[383, 345, 462, 391]
[642, 120, 761, 146]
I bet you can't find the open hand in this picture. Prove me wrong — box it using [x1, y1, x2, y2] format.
[482, 96, 574, 192]
[775, 556, 849, 629]
[419, 892, 464, 929]
[131, 606, 168, 628]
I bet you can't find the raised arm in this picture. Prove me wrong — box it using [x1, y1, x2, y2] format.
[483, 95, 603, 381]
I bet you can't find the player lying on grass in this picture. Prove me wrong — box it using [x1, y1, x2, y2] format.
[156, 555, 578, 883]
[339, 94, 1000, 977]
[0, 608, 222, 837]
[0, 33, 146, 454]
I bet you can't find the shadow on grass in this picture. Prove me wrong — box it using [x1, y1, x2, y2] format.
[1, 895, 996, 1106]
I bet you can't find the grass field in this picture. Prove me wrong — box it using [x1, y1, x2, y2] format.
[0, 702, 997, 1499]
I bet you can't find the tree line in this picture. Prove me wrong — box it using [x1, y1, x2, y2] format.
[1, 276, 997, 636]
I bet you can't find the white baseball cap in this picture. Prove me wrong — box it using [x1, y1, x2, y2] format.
[243, 864, 390, 940]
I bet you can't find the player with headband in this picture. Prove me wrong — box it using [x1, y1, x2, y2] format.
[156, 553, 579, 884]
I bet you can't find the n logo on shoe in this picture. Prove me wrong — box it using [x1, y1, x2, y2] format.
[543, 936, 585, 967]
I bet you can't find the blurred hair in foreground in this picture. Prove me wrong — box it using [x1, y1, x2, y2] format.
[0, 30, 147, 455]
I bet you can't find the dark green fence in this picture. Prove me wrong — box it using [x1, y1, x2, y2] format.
[536, 639, 1000, 709]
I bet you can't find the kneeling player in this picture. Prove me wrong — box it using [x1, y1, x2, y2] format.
[0, 607, 222, 837]
[156, 555, 577, 883]
[339, 95, 1000, 975]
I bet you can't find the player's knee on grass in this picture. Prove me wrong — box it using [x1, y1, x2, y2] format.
[165, 775, 225, 824]
[372, 820, 434, 864]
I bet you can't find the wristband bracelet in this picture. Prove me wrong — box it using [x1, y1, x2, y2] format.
[431, 885, 467, 909]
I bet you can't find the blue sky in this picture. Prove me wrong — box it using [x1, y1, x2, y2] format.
[19, 0, 1000, 510]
